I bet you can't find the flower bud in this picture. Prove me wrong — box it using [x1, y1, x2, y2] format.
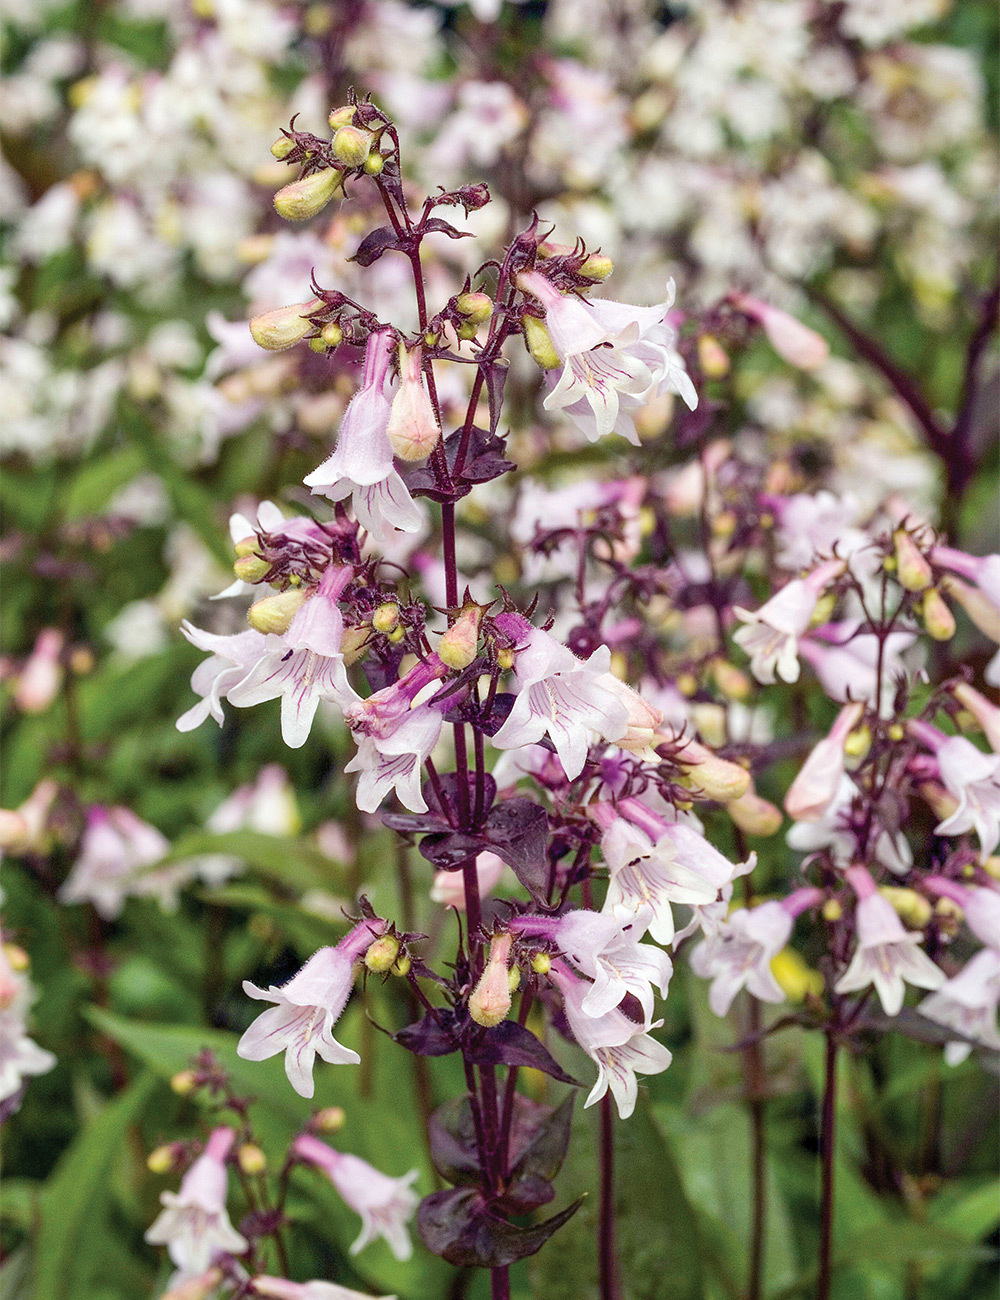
[163, 1269, 222, 1300]
[386, 344, 440, 461]
[732, 293, 829, 370]
[530, 951, 551, 975]
[598, 675, 662, 758]
[727, 784, 783, 837]
[942, 576, 1000, 641]
[234, 536, 258, 558]
[821, 898, 843, 922]
[579, 253, 613, 282]
[457, 321, 478, 341]
[234, 555, 269, 584]
[387, 624, 406, 643]
[469, 933, 513, 1028]
[392, 952, 411, 977]
[497, 646, 516, 671]
[3, 943, 29, 972]
[273, 168, 342, 221]
[918, 780, 959, 821]
[364, 934, 400, 973]
[332, 125, 373, 168]
[952, 682, 1000, 752]
[238, 1143, 267, 1175]
[456, 292, 493, 324]
[341, 625, 371, 665]
[698, 334, 730, 378]
[247, 587, 308, 634]
[320, 321, 343, 348]
[770, 948, 823, 1002]
[879, 886, 933, 929]
[508, 965, 521, 993]
[712, 658, 751, 700]
[170, 1070, 197, 1095]
[249, 298, 321, 351]
[363, 151, 385, 176]
[921, 588, 956, 641]
[328, 104, 355, 130]
[522, 315, 561, 370]
[314, 1106, 345, 1133]
[373, 603, 400, 633]
[439, 605, 484, 671]
[147, 1144, 177, 1174]
[674, 739, 751, 802]
[270, 136, 294, 160]
[843, 725, 871, 760]
[893, 529, 932, 592]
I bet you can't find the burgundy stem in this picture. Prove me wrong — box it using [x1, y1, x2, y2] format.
[816, 1030, 838, 1300]
[599, 1092, 622, 1300]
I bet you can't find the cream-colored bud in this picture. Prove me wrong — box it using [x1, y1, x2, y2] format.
[328, 105, 356, 130]
[234, 536, 258, 558]
[727, 785, 783, 837]
[238, 1144, 267, 1175]
[598, 675, 663, 758]
[508, 965, 521, 993]
[3, 943, 29, 972]
[456, 321, 478, 341]
[497, 646, 515, 671]
[247, 588, 308, 635]
[439, 606, 484, 671]
[314, 1106, 346, 1132]
[673, 738, 752, 802]
[530, 952, 551, 976]
[843, 725, 872, 760]
[273, 168, 342, 221]
[821, 898, 842, 923]
[579, 253, 613, 282]
[522, 315, 561, 370]
[879, 886, 933, 929]
[170, 1070, 197, 1095]
[469, 933, 514, 1028]
[386, 344, 441, 461]
[234, 555, 269, 583]
[373, 603, 400, 633]
[363, 151, 385, 176]
[712, 659, 751, 700]
[364, 934, 400, 973]
[456, 292, 493, 324]
[270, 136, 294, 160]
[770, 948, 823, 1002]
[147, 1144, 176, 1174]
[893, 529, 932, 592]
[698, 334, 730, 378]
[392, 953, 411, 977]
[249, 298, 322, 352]
[921, 588, 956, 641]
[332, 125, 373, 168]
[321, 321, 343, 348]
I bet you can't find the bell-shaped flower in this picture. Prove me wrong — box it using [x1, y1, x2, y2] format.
[385, 343, 440, 462]
[924, 876, 1000, 950]
[786, 773, 912, 874]
[731, 293, 829, 370]
[14, 628, 64, 713]
[145, 1128, 248, 1277]
[918, 948, 1000, 1065]
[909, 722, 1000, 860]
[690, 891, 820, 1017]
[834, 867, 944, 1015]
[594, 799, 747, 945]
[304, 329, 423, 543]
[785, 702, 864, 822]
[237, 919, 386, 1097]
[176, 625, 267, 732]
[952, 682, 1000, 754]
[253, 1277, 397, 1300]
[594, 675, 663, 760]
[733, 559, 845, 685]
[799, 624, 915, 715]
[292, 1134, 418, 1260]
[549, 960, 672, 1119]
[58, 806, 173, 919]
[929, 546, 1000, 613]
[225, 566, 354, 748]
[514, 907, 672, 1022]
[490, 614, 630, 780]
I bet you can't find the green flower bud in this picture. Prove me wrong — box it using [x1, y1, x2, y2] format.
[456, 292, 493, 324]
[522, 314, 561, 370]
[363, 151, 385, 176]
[364, 934, 401, 973]
[249, 298, 321, 352]
[332, 126, 373, 168]
[234, 555, 269, 583]
[247, 587, 308, 634]
[579, 253, 613, 282]
[328, 105, 356, 130]
[270, 136, 294, 160]
[273, 168, 342, 221]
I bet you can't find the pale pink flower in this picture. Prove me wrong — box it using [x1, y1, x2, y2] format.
[919, 948, 1000, 1065]
[834, 867, 944, 1015]
[385, 343, 440, 462]
[14, 628, 64, 713]
[549, 960, 672, 1119]
[689, 897, 810, 1016]
[800, 623, 915, 714]
[430, 850, 507, 909]
[58, 806, 172, 919]
[226, 566, 354, 748]
[145, 1128, 248, 1277]
[733, 559, 845, 685]
[176, 625, 267, 732]
[909, 722, 1000, 859]
[768, 491, 871, 574]
[930, 546, 1000, 613]
[924, 877, 1000, 950]
[238, 919, 385, 1097]
[514, 907, 672, 1021]
[732, 294, 829, 370]
[207, 765, 299, 837]
[952, 683, 1000, 757]
[253, 1277, 396, 1300]
[787, 774, 912, 875]
[304, 330, 423, 543]
[784, 702, 864, 822]
[292, 1134, 418, 1261]
[490, 615, 629, 780]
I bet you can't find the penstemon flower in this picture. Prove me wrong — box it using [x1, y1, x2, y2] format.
[145, 1127, 248, 1277]
[733, 558, 846, 684]
[919, 948, 1000, 1065]
[908, 721, 1000, 859]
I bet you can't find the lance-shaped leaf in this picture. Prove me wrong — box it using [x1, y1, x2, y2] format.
[349, 226, 404, 267]
[485, 360, 508, 436]
[417, 1187, 583, 1268]
[465, 1020, 580, 1085]
[427, 1095, 483, 1188]
[418, 830, 485, 870]
[395, 1007, 464, 1057]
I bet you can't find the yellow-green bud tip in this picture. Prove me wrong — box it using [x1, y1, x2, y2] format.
[170, 1070, 197, 1095]
[247, 587, 308, 635]
[238, 1144, 267, 1175]
[364, 934, 401, 973]
[314, 1105, 346, 1132]
[332, 125, 373, 168]
[147, 1144, 176, 1174]
[273, 169, 343, 222]
[270, 136, 294, 160]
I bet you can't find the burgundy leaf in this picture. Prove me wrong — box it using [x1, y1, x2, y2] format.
[464, 1020, 579, 1085]
[421, 216, 474, 241]
[349, 226, 403, 267]
[395, 1008, 463, 1057]
[483, 798, 549, 901]
[417, 1187, 583, 1267]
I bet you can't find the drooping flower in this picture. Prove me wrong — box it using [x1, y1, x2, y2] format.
[784, 701, 864, 822]
[490, 614, 630, 780]
[237, 919, 386, 1097]
[468, 931, 514, 1028]
[385, 342, 440, 461]
[733, 558, 846, 685]
[918, 948, 1000, 1065]
[799, 624, 915, 714]
[834, 867, 944, 1015]
[176, 625, 268, 733]
[730, 293, 830, 370]
[58, 806, 173, 919]
[145, 1128, 248, 1277]
[14, 627, 64, 713]
[549, 960, 672, 1120]
[304, 329, 423, 544]
[787, 773, 912, 875]
[908, 721, 1000, 859]
[292, 1134, 418, 1261]
[225, 566, 354, 748]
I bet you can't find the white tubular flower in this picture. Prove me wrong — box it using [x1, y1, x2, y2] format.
[145, 1128, 248, 1277]
[549, 961, 672, 1120]
[176, 624, 267, 733]
[237, 920, 385, 1097]
[919, 948, 1000, 1066]
[58, 805, 173, 919]
[253, 1277, 397, 1300]
[834, 867, 944, 1016]
[292, 1135, 418, 1261]
[733, 558, 845, 685]
[909, 722, 1000, 860]
[490, 614, 629, 780]
[784, 702, 864, 823]
[690, 900, 793, 1016]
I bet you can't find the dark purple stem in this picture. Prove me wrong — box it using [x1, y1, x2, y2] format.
[817, 1029, 838, 1300]
[599, 1093, 622, 1300]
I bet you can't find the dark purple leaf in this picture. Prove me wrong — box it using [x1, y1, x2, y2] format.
[380, 810, 451, 835]
[427, 1095, 482, 1187]
[485, 360, 508, 437]
[395, 1008, 463, 1057]
[465, 1020, 579, 1085]
[418, 830, 485, 869]
[349, 226, 403, 267]
[426, 771, 495, 819]
[421, 216, 473, 241]
[483, 799, 549, 901]
[473, 692, 516, 736]
[417, 1187, 583, 1267]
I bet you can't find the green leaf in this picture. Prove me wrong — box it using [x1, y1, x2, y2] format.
[152, 828, 344, 895]
[34, 1072, 159, 1300]
[63, 446, 147, 519]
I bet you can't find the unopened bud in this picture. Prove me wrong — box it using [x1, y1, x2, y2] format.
[249, 298, 321, 351]
[439, 605, 484, 671]
[522, 315, 561, 370]
[456, 292, 493, 324]
[727, 785, 783, 837]
[508, 965, 521, 993]
[770, 948, 823, 1002]
[363, 151, 385, 176]
[386, 344, 440, 461]
[456, 321, 478, 341]
[364, 934, 400, 973]
[887, 723, 905, 741]
[163, 1268, 222, 1300]
[843, 725, 871, 760]
[238, 1144, 267, 1175]
[314, 1106, 345, 1133]
[921, 588, 956, 641]
[234, 555, 269, 584]
[247, 587, 308, 634]
[822, 898, 842, 922]
[387, 624, 406, 643]
[698, 334, 730, 378]
[982, 856, 1000, 882]
[270, 136, 294, 160]
[579, 253, 613, 282]
[674, 739, 752, 802]
[530, 951, 551, 975]
[497, 646, 515, 671]
[712, 658, 751, 700]
[469, 933, 513, 1028]
[328, 104, 355, 130]
[234, 536, 259, 558]
[392, 953, 411, 977]
[373, 603, 400, 633]
[321, 321, 343, 348]
[809, 592, 837, 628]
[332, 125, 373, 168]
[893, 529, 933, 592]
[170, 1070, 197, 1095]
[676, 672, 698, 697]
[147, 1144, 176, 1174]
[273, 168, 343, 221]
[308, 336, 327, 353]
[879, 886, 933, 929]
